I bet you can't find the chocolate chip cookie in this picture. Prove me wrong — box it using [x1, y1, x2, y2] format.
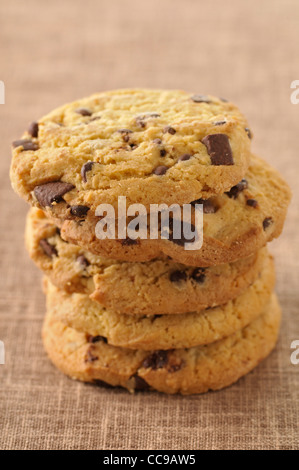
[11, 89, 251, 219]
[43, 248, 275, 350]
[56, 155, 291, 266]
[42, 294, 281, 394]
[27, 208, 269, 315]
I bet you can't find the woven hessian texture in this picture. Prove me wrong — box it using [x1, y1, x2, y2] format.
[0, 0, 298, 450]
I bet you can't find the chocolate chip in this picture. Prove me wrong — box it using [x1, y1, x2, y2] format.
[34, 181, 75, 207]
[121, 238, 139, 246]
[89, 116, 101, 122]
[191, 268, 206, 283]
[39, 239, 58, 257]
[117, 129, 133, 142]
[168, 219, 196, 246]
[136, 113, 160, 128]
[28, 122, 39, 138]
[245, 127, 252, 139]
[263, 217, 273, 230]
[56, 227, 61, 236]
[153, 165, 168, 175]
[134, 375, 150, 391]
[85, 348, 99, 363]
[178, 153, 191, 162]
[213, 120, 227, 126]
[70, 205, 90, 218]
[163, 126, 176, 135]
[12, 139, 39, 151]
[246, 199, 258, 208]
[142, 351, 169, 370]
[77, 255, 90, 268]
[202, 134, 233, 165]
[118, 128, 133, 134]
[130, 143, 138, 150]
[153, 139, 166, 157]
[191, 198, 218, 214]
[170, 270, 187, 282]
[191, 95, 211, 103]
[168, 362, 184, 372]
[225, 179, 248, 199]
[87, 335, 107, 344]
[81, 161, 95, 183]
[75, 108, 92, 116]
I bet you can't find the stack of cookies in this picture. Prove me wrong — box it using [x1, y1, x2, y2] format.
[10, 89, 291, 394]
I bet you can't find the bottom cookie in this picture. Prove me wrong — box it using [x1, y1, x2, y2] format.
[42, 294, 281, 395]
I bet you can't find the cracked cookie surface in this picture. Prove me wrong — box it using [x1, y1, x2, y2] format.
[11, 89, 251, 218]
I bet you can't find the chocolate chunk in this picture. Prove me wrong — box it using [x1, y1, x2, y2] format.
[191, 95, 211, 103]
[77, 255, 90, 268]
[191, 268, 206, 283]
[28, 122, 39, 138]
[142, 351, 169, 370]
[56, 227, 61, 236]
[34, 181, 75, 207]
[134, 375, 150, 391]
[246, 199, 258, 208]
[117, 129, 133, 142]
[136, 113, 160, 128]
[121, 238, 139, 246]
[89, 116, 101, 122]
[87, 335, 107, 344]
[70, 205, 90, 217]
[81, 161, 95, 182]
[170, 270, 187, 282]
[202, 134, 233, 165]
[153, 165, 168, 175]
[245, 127, 252, 139]
[12, 139, 39, 151]
[130, 143, 138, 150]
[39, 239, 58, 257]
[191, 198, 218, 214]
[168, 219, 196, 246]
[153, 139, 166, 157]
[163, 126, 176, 135]
[225, 179, 248, 199]
[75, 108, 92, 116]
[263, 217, 273, 230]
[85, 348, 99, 363]
[213, 120, 227, 126]
[168, 362, 184, 373]
[178, 154, 191, 162]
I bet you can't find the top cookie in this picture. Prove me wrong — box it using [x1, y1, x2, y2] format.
[10, 89, 251, 216]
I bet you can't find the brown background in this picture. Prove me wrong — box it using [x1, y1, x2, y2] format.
[0, 0, 299, 450]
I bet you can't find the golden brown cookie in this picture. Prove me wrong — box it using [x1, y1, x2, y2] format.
[43, 249, 275, 350]
[11, 89, 251, 219]
[42, 294, 281, 395]
[27, 208, 268, 315]
[56, 155, 291, 266]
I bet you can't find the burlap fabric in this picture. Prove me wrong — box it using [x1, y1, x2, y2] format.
[0, 0, 298, 450]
